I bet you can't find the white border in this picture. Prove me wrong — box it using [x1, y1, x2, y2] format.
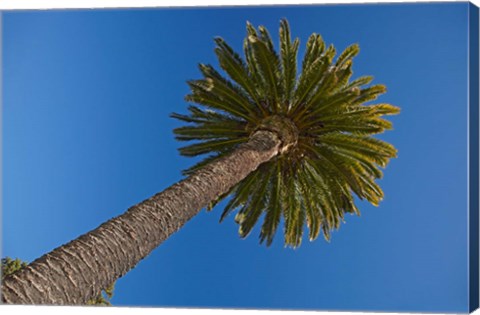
[0, 0, 478, 10]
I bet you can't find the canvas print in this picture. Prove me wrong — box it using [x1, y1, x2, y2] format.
[1, 2, 479, 313]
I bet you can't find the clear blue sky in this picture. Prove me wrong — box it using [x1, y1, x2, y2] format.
[2, 2, 472, 312]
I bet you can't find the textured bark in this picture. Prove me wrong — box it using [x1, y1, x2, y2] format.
[2, 130, 281, 305]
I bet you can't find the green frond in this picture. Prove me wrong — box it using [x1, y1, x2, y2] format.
[349, 84, 387, 106]
[302, 67, 339, 110]
[242, 21, 270, 105]
[330, 147, 385, 179]
[243, 39, 267, 109]
[297, 166, 321, 241]
[332, 122, 384, 138]
[335, 44, 360, 67]
[174, 105, 245, 124]
[308, 118, 390, 135]
[301, 101, 399, 131]
[258, 25, 276, 53]
[260, 159, 283, 246]
[178, 137, 247, 157]
[302, 160, 343, 235]
[319, 133, 397, 163]
[305, 143, 365, 200]
[279, 19, 299, 105]
[291, 54, 332, 113]
[346, 75, 373, 89]
[321, 114, 393, 131]
[323, 146, 385, 204]
[371, 103, 401, 115]
[283, 167, 305, 248]
[299, 91, 358, 125]
[220, 166, 264, 222]
[245, 21, 258, 37]
[290, 46, 338, 117]
[306, 138, 391, 205]
[333, 60, 354, 91]
[301, 34, 326, 73]
[247, 32, 282, 108]
[237, 164, 275, 238]
[323, 44, 337, 64]
[173, 125, 247, 141]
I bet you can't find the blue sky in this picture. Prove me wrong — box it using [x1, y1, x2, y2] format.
[1, 2, 472, 312]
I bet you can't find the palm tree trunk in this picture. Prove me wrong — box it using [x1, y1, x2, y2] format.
[1, 130, 281, 305]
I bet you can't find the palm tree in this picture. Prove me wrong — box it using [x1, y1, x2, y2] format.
[1, 19, 398, 305]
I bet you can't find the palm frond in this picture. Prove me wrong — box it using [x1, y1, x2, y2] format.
[247, 32, 282, 109]
[279, 19, 299, 106]
[178, 137, 247, 157]
[259, 159, 284, 246]
[236, 164, 275, 238]
[335, 44, 360, 67]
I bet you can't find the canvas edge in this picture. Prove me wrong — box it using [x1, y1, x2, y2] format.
[469, 1, 480, 313]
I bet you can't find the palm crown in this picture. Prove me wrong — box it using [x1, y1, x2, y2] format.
[172, 19, 399, 248]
